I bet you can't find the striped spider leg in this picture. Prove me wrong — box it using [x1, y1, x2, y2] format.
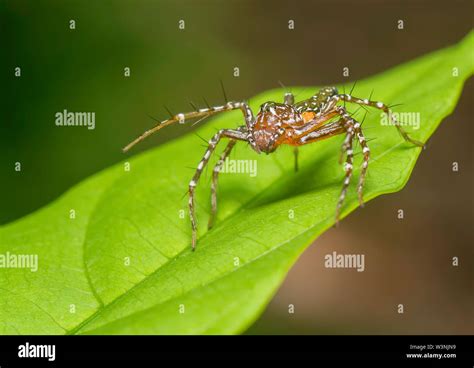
[209, 139, 236, 230]
[293, 116, 355, 221]
[123, 101, 256, 250]
[122, 101, 254, 153]
[332, 91, 425, 205]
[336, 93, 425, 147]
[284, 103, 361, 222]
[188, 127, 249, 249]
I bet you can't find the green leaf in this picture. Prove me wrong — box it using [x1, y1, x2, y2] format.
[1, 32, 472, 335]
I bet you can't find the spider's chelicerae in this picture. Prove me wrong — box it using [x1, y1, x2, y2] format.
[123, 87, 424, 250]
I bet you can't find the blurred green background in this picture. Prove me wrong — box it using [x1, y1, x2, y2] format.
[2, 0, 472, 334]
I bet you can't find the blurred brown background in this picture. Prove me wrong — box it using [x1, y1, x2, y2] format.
[2, 0, 473, 334]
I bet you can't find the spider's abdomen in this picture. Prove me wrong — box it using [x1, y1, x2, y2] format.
[253, 102, 303, 153]
[295, 86, 339, 113]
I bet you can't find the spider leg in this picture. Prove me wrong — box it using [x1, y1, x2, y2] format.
[294, 119, 349, 218]
[335, 127, 355, 222]
[292, 111, 339, 139]
[293, 111, 343, 142]
[336, 94, 424, 147]
[339, 128, 353, 164]
[294, 120, 346, 144]
[283, 92, 300, 171]
[208, 139, 237, 230]
[354, 125, 370, 207]
[293, 147, 299, 172]
[284, 92, 295, 105]
[338, 111, 367, 164]
[334, 106, 371, 208]
[295, 105, 370, 222]
[123, 101, 254, 152]
[188, 128, 248, 250]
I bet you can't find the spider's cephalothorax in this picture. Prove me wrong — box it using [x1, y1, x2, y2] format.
[124, 87, 424, 250]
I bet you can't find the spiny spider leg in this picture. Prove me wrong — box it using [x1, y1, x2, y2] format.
[208, 139, 237, 230]
[337, 94, 424, 147]
[335, 106, 371, 208]
[339, 128, 353, 164]
[188, 128, 248, 250]
[295, 104, 370, 219]
[294, 112, 341, 141]
[122, 101, 254, 152]
[295, 120, 346, 144]
[336, 127, 355, 222]
[354, 125, 370, 206]
[338, 111, 366, 164]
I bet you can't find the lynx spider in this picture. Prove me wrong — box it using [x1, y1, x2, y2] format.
[123, 86, 424, 250]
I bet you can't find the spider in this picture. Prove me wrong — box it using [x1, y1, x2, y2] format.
[123, 86, 424, 250]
